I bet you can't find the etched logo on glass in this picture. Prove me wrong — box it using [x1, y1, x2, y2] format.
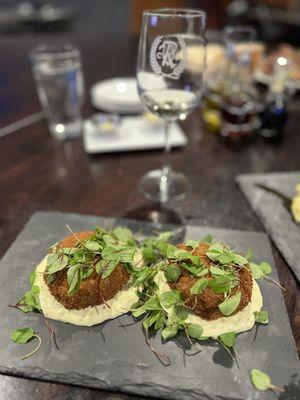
[150, 36, 187, 80]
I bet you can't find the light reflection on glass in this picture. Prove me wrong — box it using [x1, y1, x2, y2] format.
[150, 15, 158, 26]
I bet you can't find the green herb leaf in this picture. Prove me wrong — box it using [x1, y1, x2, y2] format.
[11, 328, 42, 360]
[47, 273, 55, 284]
[81, 267, 94, 280]
[202, 234, 213, 243]
[162, 325, 178, 341]
[155, 240, 169, 257]
[23, 285, 41, 312]
[61, 247, 78, 255]
[173, 248, 192, 260]
[250, 369, 272, 391]
[190, 278, 210, 295]
[259, 262, 272, 275]
[218, 252, 235, 265]
[166, 244, 177, 259]
[47, 253, 59, 266]
[112, 226, 133, 243]
[118, 247, 136, 263]
[246, 248, 253, 261]
[130, 301, 146, 318]
[160, 290, 182, 308]
[157, 231, 173, 242]
[209, 275, 238, 293]
[11, 328, 35, 344]
[196, 268, 209, 277]
[173, 305, 189, 322]
[187, 324, 203, 339]
[133, 267, 153, 287]
[250, 261, 272, 280]
[205, 243, 224, 261]
[197, 336, 210, 341]
[142, 245, 156, 264]
[101, 259, 119, 279]
[102, 234, 116, 245]
[72, 250, 88, 263]
[84, 240, 100, 252]
[233, 254, 248, 266]
[16, 304, 34, 313]
[181, 262, 207, 277]
[143, 311, 161, 330]
[154, 312, 165, 331]
[210, 266, 229, 276]
[249, 263, 265, 280]
[144, 296, 162, 311]
[190, 255, 202, 266]
[95, 259, 105, 274]
[218, 292, 241, 316]
[185, 240, 199, 249]
[164, 263, 181, 283]
[46, 254, 69, 274]
[67, 265, 81, 295]
[29, 271, 36, 286]
[219, 332, 236, 347]
[102, 245, 136, 264]
[254, 310, 269, 324]
[101, 245, 122, 261]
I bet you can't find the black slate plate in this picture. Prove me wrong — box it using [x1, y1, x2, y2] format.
[236, 171, 300, 283]
[0, 211, 299, 400]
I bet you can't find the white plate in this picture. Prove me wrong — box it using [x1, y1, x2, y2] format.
[90, 77, 144, 114]
[83, 115, 187, 154]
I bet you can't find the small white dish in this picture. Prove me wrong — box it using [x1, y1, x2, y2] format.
[90, 77, 144, 114]
[83, 114, 187, 154]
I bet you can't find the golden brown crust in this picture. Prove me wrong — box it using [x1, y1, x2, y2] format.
[172, 242, 253, 320]
[54, 231, 94, 250]
[44, 231, 130, 310]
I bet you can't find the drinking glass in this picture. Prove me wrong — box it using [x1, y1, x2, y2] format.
[31, 44, 84, 141]
[224, 25, 256, 63]
[137, 8, 206, 203]
[221, 26, 261, 140]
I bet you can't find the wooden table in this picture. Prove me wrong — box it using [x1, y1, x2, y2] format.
[0, 35, 299, 399]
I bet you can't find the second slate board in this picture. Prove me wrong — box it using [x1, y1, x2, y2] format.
[237, 171, 300, 283]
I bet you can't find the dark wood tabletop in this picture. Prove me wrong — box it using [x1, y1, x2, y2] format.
[0, 34, 299, 400]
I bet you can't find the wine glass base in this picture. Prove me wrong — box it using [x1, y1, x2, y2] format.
[122, 204, 186, 241]
[139, 169, 189, 203]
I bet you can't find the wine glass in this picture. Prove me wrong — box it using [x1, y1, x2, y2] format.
[224, 26, 256, 63]
[137, 8, 206, 203]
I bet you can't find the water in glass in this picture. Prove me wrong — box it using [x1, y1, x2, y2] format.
[31, 45, 84, 141]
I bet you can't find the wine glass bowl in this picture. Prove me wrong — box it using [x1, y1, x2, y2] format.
[137, 8, 206, 203]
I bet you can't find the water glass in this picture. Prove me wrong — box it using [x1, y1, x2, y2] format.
[31, 44, 84, 141]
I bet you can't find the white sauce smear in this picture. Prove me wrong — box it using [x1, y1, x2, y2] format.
[35, 256, 139, 326]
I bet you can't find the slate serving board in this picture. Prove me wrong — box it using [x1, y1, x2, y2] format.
[0, 211, 299, 400]
[236, 171, 300, 283]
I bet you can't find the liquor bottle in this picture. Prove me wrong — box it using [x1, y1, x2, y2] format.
[259, 58, 288, 140]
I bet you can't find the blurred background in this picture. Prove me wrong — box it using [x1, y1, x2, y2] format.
[2, 0, 300, 141]
[1, 0, 300, 42]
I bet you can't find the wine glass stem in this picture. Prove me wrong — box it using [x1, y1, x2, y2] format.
[160, 120, 171, 203]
